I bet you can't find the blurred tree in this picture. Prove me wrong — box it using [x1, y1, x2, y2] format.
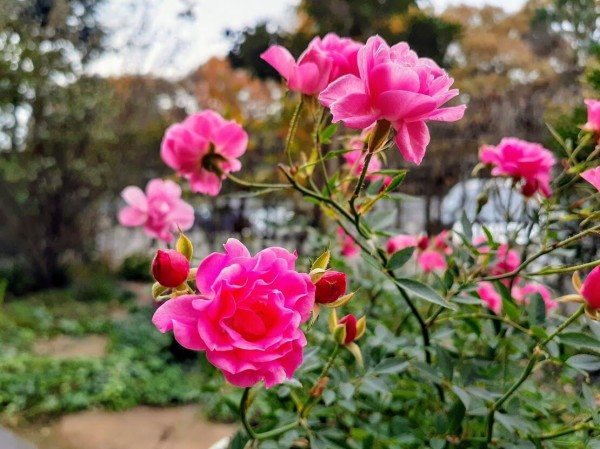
[0, 0, 114, 287]
[0, 0, 182, 289]
[227, 0, 460, 80]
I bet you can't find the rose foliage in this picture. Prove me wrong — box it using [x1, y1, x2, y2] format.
[120, 33, 600, 449]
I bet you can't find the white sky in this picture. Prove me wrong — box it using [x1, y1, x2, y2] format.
[90, 0, 527, 79]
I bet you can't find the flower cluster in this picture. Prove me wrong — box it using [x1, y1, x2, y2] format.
[479, 137, 556, 198]
[386, 231, 451, 272]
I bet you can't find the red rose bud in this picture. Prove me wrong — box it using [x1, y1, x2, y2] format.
[338, 314, 357, 344]
[315, 271, 347, 304]
[417, 236, 430, 251]
[152, 249, 190, 288]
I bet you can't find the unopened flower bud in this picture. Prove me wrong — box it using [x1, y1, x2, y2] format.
[152, 249, 190, 288]
[417, 236, 430, 251]
[315, 271, 347, 304]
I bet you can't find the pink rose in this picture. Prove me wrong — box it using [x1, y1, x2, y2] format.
[582, 267, 600, 309]
[479, 137, 556, 198]
[386, 234, 417, 254]
[319, 36, 465, 165]
[417, 250, 446, 273]
[581, 166, 600, 191]
[512, 282, 556, 314]
[337, 227, 360, 258]
[477, 282, 502, 314]
[583, 99, 600, 134]
[491, 244, 521, 277]
[261, 33, 361, 96]
[161, 110, 248, 196]
[118, 179, 194, 243]
[152, 239, 315, 388]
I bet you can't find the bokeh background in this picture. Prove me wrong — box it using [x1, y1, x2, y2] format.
[0, 1, 599, 448]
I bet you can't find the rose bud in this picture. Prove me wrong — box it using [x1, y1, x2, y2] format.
[315, 271, 347, 304]
[417, 236, 430, 251]
[151, 249, 190, 288]
[582, 266, 600, 309]
[331, 312, 366, 345]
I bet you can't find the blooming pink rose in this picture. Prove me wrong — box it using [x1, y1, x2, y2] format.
[319, 36, 465, 165]
[161, 110, 248, 196]
[152, 239, 315, 388]
[337, 227, 360, 258]
[118, 179, 194, 243]
[417, 250, 446, 272]
[583, 99, 600, 134]
[261, 33, 361, 96]
[479, 137, 556, 198]
[491, 244, 521, 276]
[581, 166, 600, 191]
[512, 282, 556, 314]
[582, 267, 600, 309]
[386, 234, 417, 254]
[477, 282, 502, 314]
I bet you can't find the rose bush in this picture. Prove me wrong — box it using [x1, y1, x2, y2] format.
[120, 33, 600, 449]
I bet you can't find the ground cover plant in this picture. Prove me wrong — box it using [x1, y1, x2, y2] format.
[117, 32, 600, 449]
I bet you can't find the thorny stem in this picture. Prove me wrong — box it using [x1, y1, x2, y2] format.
[485, 305, 586, 443]
[240, 387, 299, 441]
[226, 173, 290, 190]
[285, 97, 304, 166]
[480, 223, 600, 282]
[531, 416, 595, 441]
[300, 344, 341, 419]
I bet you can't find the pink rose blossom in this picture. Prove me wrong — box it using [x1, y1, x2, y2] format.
[337, 227, 360, 258]
[583, 99, 600, 134]
[161, 110, 248, 196]
[386, 234, 417, 254]
[417, 250, 446, 272]
[582, 267, 600, 309]
[512, 283, 556, 314]
[118, 179, 194, 243]
[152, 239, 315, 388]
[479, 138, 556, 198]
[261, 33, 361, 96]
[491, 244, 521, 277]
[319, 36, 465, 165]
[477, 282, 502, 314]
[581, 166, 600, 191]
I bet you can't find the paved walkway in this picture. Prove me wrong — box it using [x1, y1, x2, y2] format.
[0, 427, 37, 449]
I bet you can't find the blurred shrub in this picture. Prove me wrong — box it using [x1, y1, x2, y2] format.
[118, 253, 153, 282]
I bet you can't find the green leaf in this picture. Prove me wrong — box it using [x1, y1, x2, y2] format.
[394, 278, 456, 309]
[451, 385, 471, 410]
[447, 399, 465, 435]
[384, 171, 407, 192]
[387, 247, 415, 270]
[567, 354, 600, 372]
[230, 431, 250, 449]
[320, 123, 338, 143]
[372, 358, 410, 375]
[461, 211, 473, 242]
[528, 293, 546, 325]
[560, 332, 600, 353]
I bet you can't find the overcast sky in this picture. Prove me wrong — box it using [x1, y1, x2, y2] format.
[90, 0, 527, 79]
